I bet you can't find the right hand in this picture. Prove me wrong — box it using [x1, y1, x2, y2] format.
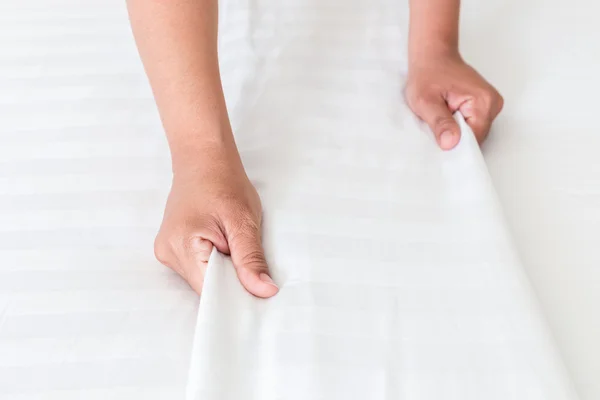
[153, 150, 278, 298]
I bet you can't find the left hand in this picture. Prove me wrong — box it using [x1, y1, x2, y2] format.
[405, 53, 504, 150]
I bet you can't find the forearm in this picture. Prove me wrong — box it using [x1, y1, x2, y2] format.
[408, 0, 461, 66]
[127, 0, 242, 173]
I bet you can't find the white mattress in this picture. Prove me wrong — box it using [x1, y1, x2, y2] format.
[1, 0, 598, 399]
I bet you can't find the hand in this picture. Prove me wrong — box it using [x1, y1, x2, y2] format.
[153, 149, 278, 298]
[405, 53, 504, 150]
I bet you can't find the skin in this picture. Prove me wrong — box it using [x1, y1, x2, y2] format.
[127, 0, 503, 297]
[407, 0, 504, 149]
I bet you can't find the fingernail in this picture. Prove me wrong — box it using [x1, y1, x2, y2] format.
[439, 131, 457, 150]
[259, 273, 278, 288]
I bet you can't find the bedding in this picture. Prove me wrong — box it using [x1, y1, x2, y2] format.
[0, 0, 598, 399]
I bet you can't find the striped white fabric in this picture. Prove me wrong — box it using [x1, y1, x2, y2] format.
[186, 0, 577, 399]
[0, 0, 593, 399]
[0, 1, 195, 398]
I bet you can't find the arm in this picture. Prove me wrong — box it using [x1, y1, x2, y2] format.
[128, 0, 236, 172]
[406, 0, 503, 150]
[409, 0, 460, 63]
[127, 0, 278, 298]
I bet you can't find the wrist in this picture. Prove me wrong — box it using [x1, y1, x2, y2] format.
[169, 129, 245, 177]
[409, 44, 462, 72]
[409, 39, 460, 67]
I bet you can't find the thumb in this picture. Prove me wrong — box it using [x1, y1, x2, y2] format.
[228, 224, 278, 298]
[415, 95, 461, 150]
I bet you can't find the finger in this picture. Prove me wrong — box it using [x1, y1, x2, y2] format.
[180, 237, 213, 295]
[190, 219, 230, 255]
[414, 94, 461, 150]
[187, 237, 213, 291]
[458, 100, 492, 144]
[228, 223, 278, 298]
[493, 92, 505, 117]
[162, 255, 206, 295]
[181, 259, 207, 295]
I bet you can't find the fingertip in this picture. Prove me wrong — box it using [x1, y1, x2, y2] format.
[248, 279, 279, 299]
[254, 278, 279, 298]
[211, 237, 230, 255]
[259, 272, 278, 288]
[438, 130, 460, 150]
[237, 267, 279, 298]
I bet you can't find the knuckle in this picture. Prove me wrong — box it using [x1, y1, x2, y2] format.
[241, 214, 260, 232]
[229, 224, 261, 254]
[479, 92, 492, 107]
[433, 115, 455, 132]
[180, 235, 214, 265]
[478, 87, 504, 118]
[479, 88, 497, 109]
[404, 83, 429, 108]
[240, 250, 268, 272]
[411, 92, 431, 111]
[226, 206, 260, 236]
[154, 235, 187, 277]
[497, 92, 505, 112]
[474, 123, 491, 140]
[153, 235, 173, 266]
[172, 214, 222, 252]
[182, 235, 210, 253]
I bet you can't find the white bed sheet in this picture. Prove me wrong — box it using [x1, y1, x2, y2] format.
[458, 1, 600, 397]
[0, 0, 598, 399]
[187, 108, 577, 399]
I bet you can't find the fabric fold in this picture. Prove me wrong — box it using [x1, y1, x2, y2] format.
[186, 115, 579, 400]
[186, 2, 578, 398]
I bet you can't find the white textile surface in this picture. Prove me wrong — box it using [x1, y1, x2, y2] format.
[0, 0, 598, 399]
[187, 111, 577, 399]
